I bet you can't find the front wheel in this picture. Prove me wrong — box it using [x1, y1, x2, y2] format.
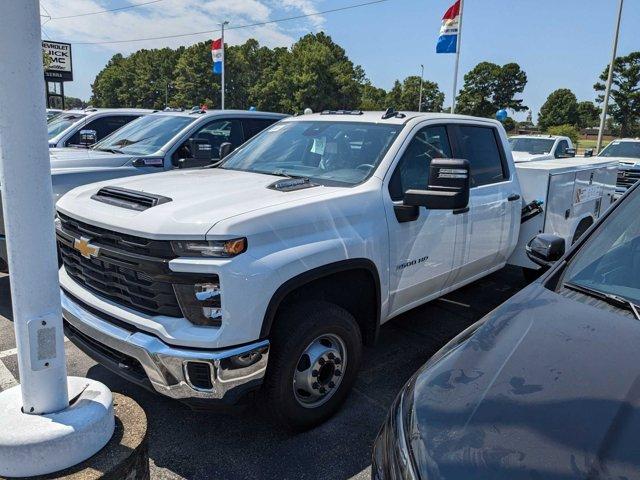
[262, 301, 362, 431]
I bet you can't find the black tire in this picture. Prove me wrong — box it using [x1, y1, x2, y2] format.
[0, 258, 7, 274]
[262, 300, 362, 431]
[572, 218, 593, 244]
[522, 267, 542, 283]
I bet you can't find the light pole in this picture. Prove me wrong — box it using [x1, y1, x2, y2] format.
[418, 64, 424, 112]
[165, 80, 172, 109]
[597, 0, 624, 153]
[221, 20, 229, 110]
[0, 1, 114, 476]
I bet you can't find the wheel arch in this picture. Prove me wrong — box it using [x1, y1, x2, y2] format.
[572, 215, 595, 244]
[261, 259, 381, 346]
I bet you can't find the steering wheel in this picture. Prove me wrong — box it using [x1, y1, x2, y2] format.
[356, 164, 374, 171]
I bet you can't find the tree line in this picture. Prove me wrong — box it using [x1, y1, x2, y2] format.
[89, 33, 640, 136]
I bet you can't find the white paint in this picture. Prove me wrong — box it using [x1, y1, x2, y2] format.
[0, 377, 114, 478]
[0, 0, 68, 414]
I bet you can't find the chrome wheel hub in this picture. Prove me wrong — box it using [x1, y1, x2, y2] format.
[293, 333, 347, 408]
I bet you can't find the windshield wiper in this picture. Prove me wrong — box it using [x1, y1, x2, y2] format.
[94, 147, 124, 154]
[271, 170, 310, 181]
[564, 282, 640, 320]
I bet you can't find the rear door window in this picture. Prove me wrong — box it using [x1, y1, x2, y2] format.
[242, 118, 279, 139]
[454, 125, 507, 187]
[67, 115, 139, 146]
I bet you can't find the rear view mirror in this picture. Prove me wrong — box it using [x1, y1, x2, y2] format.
[404, 159, 470, 210]
[79, 129, 97, 146]
[526, 234, 565, 268]
[584, 149, 594, 158]
[219, 142, 233, 160]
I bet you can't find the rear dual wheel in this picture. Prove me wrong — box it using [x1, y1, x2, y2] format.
[263, 301, 362, 431]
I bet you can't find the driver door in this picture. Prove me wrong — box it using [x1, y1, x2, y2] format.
[384, 124, 463, 316]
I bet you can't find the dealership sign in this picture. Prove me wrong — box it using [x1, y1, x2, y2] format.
[42, 41, 73, 82]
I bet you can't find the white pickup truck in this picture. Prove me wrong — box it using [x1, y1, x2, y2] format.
[55, 111, 616, 430]
[509, 134, 576, 162]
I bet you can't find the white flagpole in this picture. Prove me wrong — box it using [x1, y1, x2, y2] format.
[221, 20, 228, 110]
[596, 0, 624, 153]
[451, 0, 465, 114]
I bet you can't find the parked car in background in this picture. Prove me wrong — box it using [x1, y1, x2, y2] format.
[0, 109, 286, 270]
[47, 107, 152, 148]
[589, 138, 640, 198]
[46, 108, 62, 120]
[372, 180, 640, 480]
[55, 110, 613, 430]
[509, 135, 575, 162]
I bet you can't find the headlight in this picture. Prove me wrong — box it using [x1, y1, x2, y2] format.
[54, 214, 62, 231]
[171, 238, 247, 258]
[174, 280, 222, 327]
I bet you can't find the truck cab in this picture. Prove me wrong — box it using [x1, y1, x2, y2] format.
[57, 110, 525, 429]
[0, 109, 286, 269]
[509, 134, 576, 163]
[47, 107, 152, 148]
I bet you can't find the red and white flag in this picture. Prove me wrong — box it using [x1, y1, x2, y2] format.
[211, 38, 223, 74]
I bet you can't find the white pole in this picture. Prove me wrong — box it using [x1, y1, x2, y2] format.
[418, 64, 424, 112]
[596, 0, 624, 153]
[451, 0, 465, 114]
[221, 21, 228, 110]
[0, 0, 68, 414]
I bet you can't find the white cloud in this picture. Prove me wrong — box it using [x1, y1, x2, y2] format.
[40, 0, 325, 53]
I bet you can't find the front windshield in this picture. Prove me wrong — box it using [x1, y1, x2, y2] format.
[599, 141, 640, 159]
[92, 114, 196, 156]
[562, 187, 640, 305]
[219, 121, 402, 185]
[509, 138, 555, 154]
[47, 113, 86, 139]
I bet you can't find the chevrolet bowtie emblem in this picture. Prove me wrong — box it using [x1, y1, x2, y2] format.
[74, 237, 100, 259]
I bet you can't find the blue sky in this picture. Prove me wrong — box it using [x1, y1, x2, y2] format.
[42, 0, 639, 120]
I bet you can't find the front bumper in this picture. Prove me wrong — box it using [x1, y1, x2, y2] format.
[61, 289, 269, 405]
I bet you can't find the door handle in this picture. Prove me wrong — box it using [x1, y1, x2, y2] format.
[507, 194, 520, 202]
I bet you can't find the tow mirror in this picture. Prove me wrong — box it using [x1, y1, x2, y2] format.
[79, 129, 97, 146]
[565, 148, 576, 157]
[219, 142, 233, 160]
[526, 234, 565, 268]
[404, 159, 470, 211]
[177, 138, 214, 169]
[584, 149, 594, 158]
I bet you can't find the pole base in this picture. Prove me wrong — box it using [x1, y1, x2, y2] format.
[0, 377, 114, 478]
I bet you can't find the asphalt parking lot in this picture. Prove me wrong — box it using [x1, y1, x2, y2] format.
[0, 266, 527, 480]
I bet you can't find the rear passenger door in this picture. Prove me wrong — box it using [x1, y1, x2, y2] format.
[449, 124, 519, 284]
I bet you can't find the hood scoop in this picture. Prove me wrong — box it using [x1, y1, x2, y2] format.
[91, 186, 172, 211]
[268, 177, 318, 192]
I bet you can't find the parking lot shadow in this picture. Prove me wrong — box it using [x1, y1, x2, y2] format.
[0, 274, 12, 321]
[81, 266, 527, 480]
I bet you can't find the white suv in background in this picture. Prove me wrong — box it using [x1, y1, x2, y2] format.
[47, 107, 152, 148]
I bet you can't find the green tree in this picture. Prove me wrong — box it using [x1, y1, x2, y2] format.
[538, 88, 579, 131]
[359, 81, 387, 110]
[172, 41, 220, 108]
[456, 62, 528, 117]
[547, 124, 580, 144]
[594, 52, 640, 136]
[396, 76, 444, 112]
[576, 101, 601, 129]
[501, 117, 516, 132]
[91, 48, 182, 108]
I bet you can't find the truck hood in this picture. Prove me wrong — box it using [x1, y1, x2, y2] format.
[56, 168, 342, 238]
[609, 156, 640, 168]
[407, 285, 640, 479]
[511, 151, 553, 163]
[49, 148, 132, 171]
